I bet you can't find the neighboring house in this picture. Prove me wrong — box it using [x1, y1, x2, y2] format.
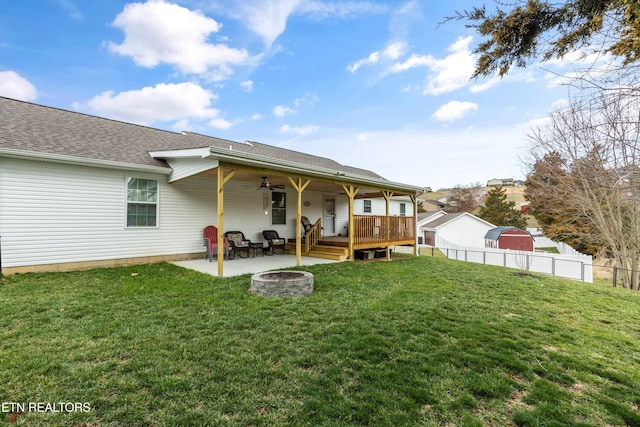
[417, 211, 495, 248]
[0, 97, 422, 275]
[487, 178, 515, 186]
[485, 227, 534, 251]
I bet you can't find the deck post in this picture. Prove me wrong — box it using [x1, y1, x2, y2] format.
[288, 177, 311, 266]
[382, 191, 393, 260]
[410, 194, 417, 256]
[217, 165, 235, 277]
[341, 184, 359, 260]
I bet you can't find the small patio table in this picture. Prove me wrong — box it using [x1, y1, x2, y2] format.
[250, 242, 265, 257]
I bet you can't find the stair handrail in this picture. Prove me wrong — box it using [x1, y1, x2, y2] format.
[304, 219, 322, 253]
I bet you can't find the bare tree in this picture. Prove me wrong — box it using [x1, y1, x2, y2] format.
[527, 71, 640, 289]
[444, 183, 485, 213]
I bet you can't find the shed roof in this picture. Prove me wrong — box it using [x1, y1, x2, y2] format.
[484, 226, 531, 241]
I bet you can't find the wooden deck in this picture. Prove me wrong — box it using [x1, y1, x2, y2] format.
[320, 215, 416, 250]
[287, 215, 416, 259]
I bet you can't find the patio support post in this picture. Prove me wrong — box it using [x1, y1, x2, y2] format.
[288, 177, 311, 266]
[341, 184, 359, 260]
[382, 191, 393, 260]
[217, 165, 236, 277]
[410, 194, 417, 256]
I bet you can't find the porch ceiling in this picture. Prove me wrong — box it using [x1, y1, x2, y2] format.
[196, 166, 410, 197]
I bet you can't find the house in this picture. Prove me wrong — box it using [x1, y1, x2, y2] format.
[0, 97, 422, 275]
[417, 211, 495, 248]
[484, 227, 534, 251]
[487, 178, 515, 187]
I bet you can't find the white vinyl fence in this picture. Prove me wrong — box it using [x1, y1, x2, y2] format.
[434, 236, 593, 283]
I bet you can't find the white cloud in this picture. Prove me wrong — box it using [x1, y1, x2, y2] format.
[279, 124, 319, 135]
[107, 0, 255, 76]
[298, 1, 388, 19]
[240, 0, 302, 48]
[294, 92, 319, 107]
[0, 71, 37, 101]
[421, 36, 476, 95]
[431, 101, 478, 123]
[240, 80, 254, 92]
[274, 124, 529, 189]
[56, 0, 84, 20]
[209, 117, 233, 129]
[79, 82, 221, 126]
[209, 0, 387, 48]
[273, 105, 297, 117]
[347, 35, 478, 95]
[348, 41, 408, 73]
[251, 113, 264, 120]
[389, 53, 431, 72]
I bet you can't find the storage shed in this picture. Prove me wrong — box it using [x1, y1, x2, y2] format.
[484, 226, 534, 251]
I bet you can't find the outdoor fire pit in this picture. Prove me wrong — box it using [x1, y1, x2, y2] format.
[250, 271, 314, 297]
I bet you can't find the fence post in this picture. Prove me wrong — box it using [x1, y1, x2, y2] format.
[581, 262, 584, 282]
[504, 252, 507, 267]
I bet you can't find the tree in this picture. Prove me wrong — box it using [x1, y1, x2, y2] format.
[527, 77, 640, 289]
[449, 0, 640, 77]
[525, 152, 607, 255]
[478, 186, 528, 229]
[444, 183, 485, 213]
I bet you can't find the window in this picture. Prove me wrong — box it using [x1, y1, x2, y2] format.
[400, 203, 406, 216]
[127, 178, 158, 227]
[363, 199, 372, 213]
[272, 192, 286, 225]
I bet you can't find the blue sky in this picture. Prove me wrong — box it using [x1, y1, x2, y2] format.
[0, 0, 598, 189]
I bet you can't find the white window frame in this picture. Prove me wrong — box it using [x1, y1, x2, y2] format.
[363, 199, 372, 213]
[126, 177, 159, 228]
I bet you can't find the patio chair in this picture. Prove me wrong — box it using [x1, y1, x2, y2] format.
[301, 216, 322, 236]
[301, 216, 313, 235]
[224, 230, 253, 259]
[262, 229, 286, 255]
[203, 225, 230, 262]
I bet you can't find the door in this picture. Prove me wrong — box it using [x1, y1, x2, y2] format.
[323, 197, 336, 235]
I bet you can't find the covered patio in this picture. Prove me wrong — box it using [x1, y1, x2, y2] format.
[151, 140, 424, 277]
[173, 254, 341, 277]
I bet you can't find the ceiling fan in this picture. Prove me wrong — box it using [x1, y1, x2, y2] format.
[257, 176, 285, 191]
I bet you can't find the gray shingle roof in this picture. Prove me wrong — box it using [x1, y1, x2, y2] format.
[0, 96, 384, 179]
[421, 212, 466, 228]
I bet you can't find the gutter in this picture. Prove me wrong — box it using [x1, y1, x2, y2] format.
[0, 147, 172, 175]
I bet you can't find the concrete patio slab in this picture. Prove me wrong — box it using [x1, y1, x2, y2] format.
[172, 254, 343, 277]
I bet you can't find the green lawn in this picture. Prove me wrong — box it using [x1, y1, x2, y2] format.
[1, 257, 640, 426]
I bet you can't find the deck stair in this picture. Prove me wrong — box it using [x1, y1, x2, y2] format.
[284, 242, 348, 261]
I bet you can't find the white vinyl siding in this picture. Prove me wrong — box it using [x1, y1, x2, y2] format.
[0, 158, 217, 267]
[0, 158, 341, 269]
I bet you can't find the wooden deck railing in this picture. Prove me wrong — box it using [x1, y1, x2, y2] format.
[304, 218, 322, 253]
[353, 215, 415, 246]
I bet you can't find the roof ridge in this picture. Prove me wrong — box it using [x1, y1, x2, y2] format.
[0, 95, 181, 137]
